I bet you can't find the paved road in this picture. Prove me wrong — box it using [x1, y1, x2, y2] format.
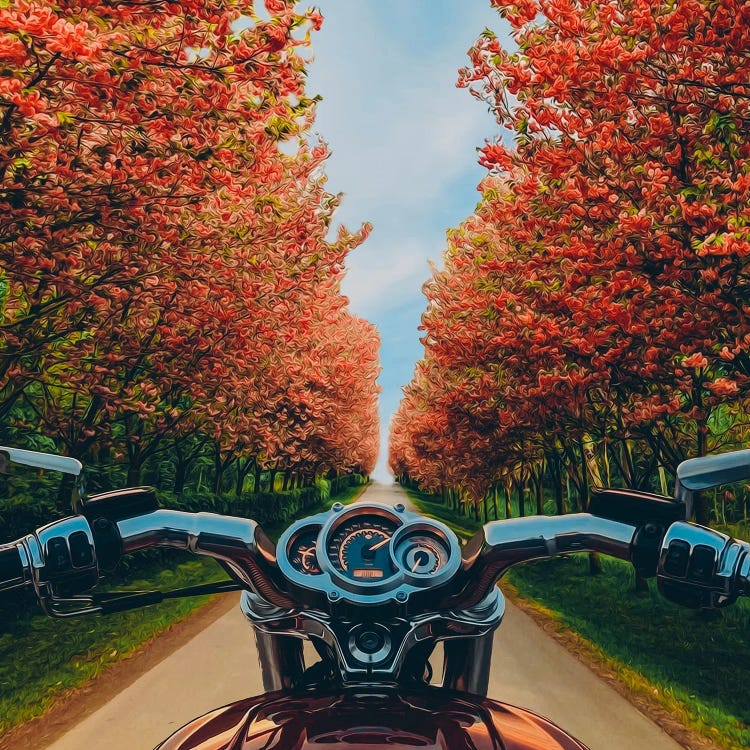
[44, 483, 681, 750]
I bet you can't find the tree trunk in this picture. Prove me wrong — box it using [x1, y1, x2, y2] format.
[57, 473, 75, 505]
[588, 552, 603, 575]
[282, 472, 291, 491]
[174, 459, 189, 495]
[693, 414, 710, 523]
[214, 454, 224, 496]
[551, 455, 565, 515]
[493, 485, 499, 520]
[694, 491, 711, 525]
[254, 465, 262, 494]
[127, 462, 142, 487]
[533, 471, 544, 515]
[504, 483, 512, 519]
[515, 478, 526, 517]
[235, 458, 253, 497]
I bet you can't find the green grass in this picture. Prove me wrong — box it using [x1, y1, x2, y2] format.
[406, 488, 750, 750]
[403, 488, 483, 538]
[0, 481, 367, 734]
[0, 556, 224, 734]
[509, 556, 750, 750]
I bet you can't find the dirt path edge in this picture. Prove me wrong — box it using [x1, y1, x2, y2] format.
[0, 593, 239, 750]
[503, 585, 727, 750]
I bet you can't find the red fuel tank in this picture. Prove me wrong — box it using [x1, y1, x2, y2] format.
[156, 687, 588, 750]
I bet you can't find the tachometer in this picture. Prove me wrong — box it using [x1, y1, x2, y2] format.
[288, 527, 322, 575]
[326, 514, 399, 581]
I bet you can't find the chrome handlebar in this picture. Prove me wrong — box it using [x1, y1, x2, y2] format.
[1, 510, 293, 615]
[441, 514, 638, 610]
[2, 510, 749, 616]
[468, 513, 637, 570]
[117, 510, 294, 608]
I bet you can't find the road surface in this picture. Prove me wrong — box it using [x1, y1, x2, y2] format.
[43, 483, 681, 750]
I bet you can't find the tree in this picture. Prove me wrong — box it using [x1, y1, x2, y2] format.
[392, 0, 750, 520]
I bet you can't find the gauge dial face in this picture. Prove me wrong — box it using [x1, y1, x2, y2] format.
[327, 514, 399, 581]
[288, 528, 322, 575]
[395, 532, 450, 576]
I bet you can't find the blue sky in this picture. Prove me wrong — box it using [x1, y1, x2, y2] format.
[304, 2, 510, 480]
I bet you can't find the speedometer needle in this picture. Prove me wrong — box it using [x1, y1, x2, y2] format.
[368, 536, 391, 551]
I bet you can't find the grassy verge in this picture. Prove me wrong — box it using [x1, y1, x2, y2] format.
[405, 488, 750, 750]
[0, 481, 367, 734]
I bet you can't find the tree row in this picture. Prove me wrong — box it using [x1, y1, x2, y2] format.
[1, 0, 379, 501]
[390, 0, 750, 524]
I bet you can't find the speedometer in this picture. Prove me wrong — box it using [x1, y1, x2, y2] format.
[326, 514, 399, 582]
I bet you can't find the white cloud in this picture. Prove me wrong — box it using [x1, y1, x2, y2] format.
[342, 237, 430, 316]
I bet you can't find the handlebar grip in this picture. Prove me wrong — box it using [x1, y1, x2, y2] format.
[657, 523, 749, 609]
[738, 541, 750, 597]
[0, 542, 26, 591]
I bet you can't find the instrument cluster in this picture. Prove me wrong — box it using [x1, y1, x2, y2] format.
[277, 503, 460, 605]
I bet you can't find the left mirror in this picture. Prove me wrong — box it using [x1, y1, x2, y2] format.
[0, 446, 82, 477]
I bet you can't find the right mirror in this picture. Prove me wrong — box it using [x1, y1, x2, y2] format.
[675, 449, 750, 505]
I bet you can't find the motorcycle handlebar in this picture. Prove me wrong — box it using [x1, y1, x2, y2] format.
[3, 509, 749, 616]
[0, 510, 295, 613]
[441, 514, 638, 610]
[115, 510, 294, 608]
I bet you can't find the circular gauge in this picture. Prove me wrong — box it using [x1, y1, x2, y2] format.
[288, 527, 322, 575]
[326, 513, 400, 582]
[394, 530, 450, 578]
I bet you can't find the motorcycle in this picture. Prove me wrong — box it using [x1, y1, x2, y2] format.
[1, 445, 749, 750]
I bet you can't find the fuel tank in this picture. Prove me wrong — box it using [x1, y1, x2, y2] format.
[156, 686, 588, 750]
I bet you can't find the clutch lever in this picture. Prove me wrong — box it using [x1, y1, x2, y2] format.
[43, 579, 242, 618]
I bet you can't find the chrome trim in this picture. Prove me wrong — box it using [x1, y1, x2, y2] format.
[276, 503, 463, 607]
[241, 585, 504, 691]
[656, 522, 750, 608]
[16, 517, 100, 616]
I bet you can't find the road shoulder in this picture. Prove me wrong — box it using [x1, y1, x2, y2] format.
[504, 585, 724, 750]
[0, 593, 237, 750]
